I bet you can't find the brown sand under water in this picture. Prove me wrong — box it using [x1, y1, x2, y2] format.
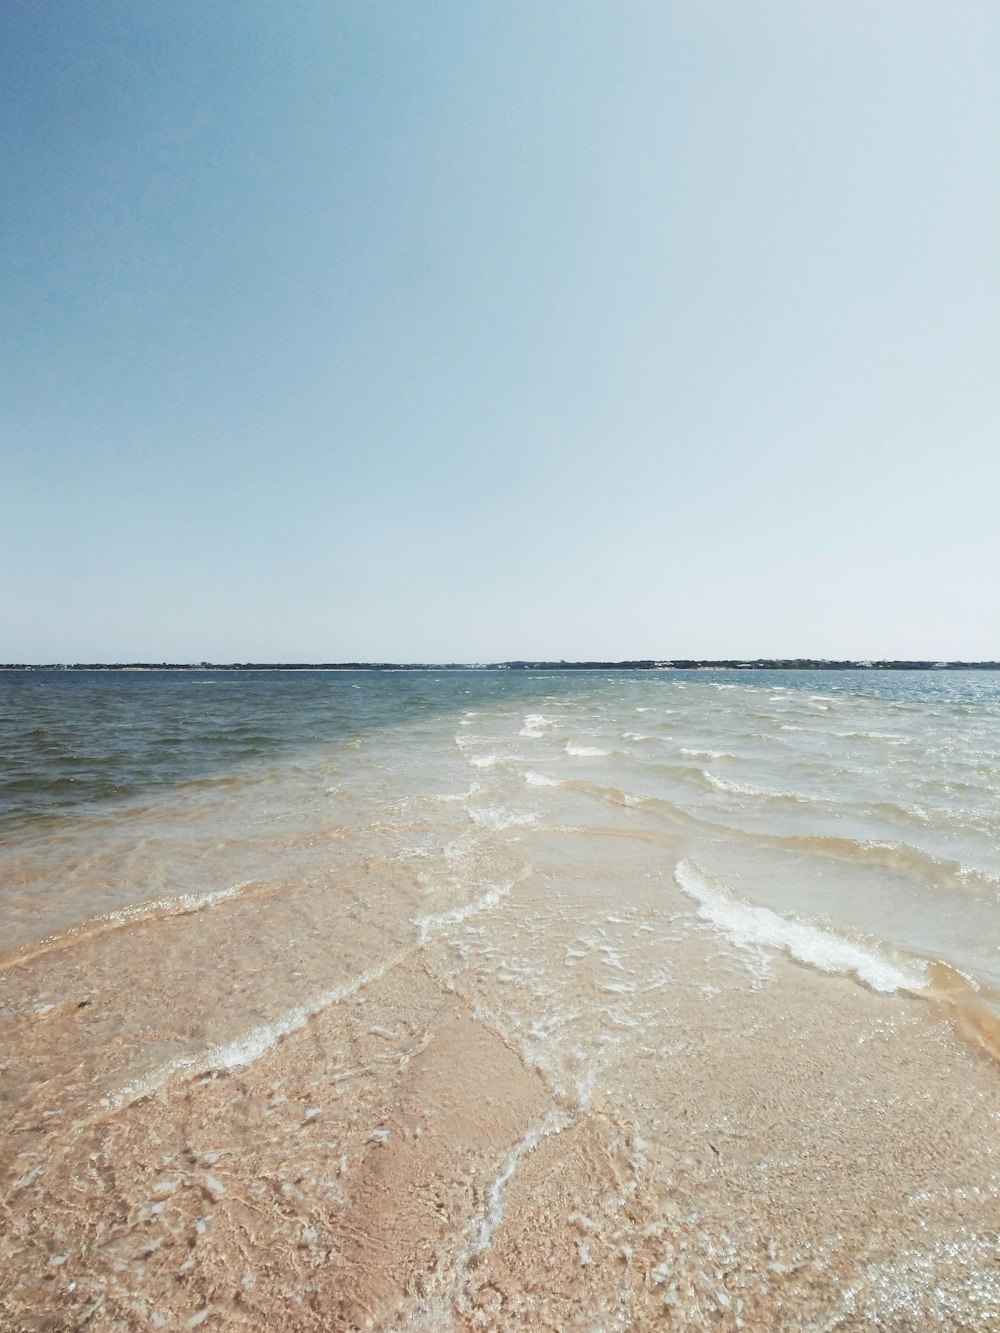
[1, 818, 998, 1331]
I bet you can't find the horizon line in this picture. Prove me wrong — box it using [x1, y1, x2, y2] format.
[3, 658, 999, 672]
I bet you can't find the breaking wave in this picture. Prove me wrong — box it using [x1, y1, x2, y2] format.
[674, 860, 928, 994]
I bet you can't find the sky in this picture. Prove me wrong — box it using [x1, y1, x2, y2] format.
[2, 0, 998, 663]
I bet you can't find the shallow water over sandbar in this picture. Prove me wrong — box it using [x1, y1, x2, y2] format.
[1, 669, 998, 1329]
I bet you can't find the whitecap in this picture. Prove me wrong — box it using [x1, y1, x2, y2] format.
[519, 714, 555, 738]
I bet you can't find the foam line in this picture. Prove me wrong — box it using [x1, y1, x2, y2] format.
[674, 859, 927, 994]
[1, 880, 264, 971]
[100, 949, 411, 1111]
[100, 872, 526, 1112]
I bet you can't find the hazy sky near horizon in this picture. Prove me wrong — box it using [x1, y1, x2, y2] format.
[2, 1, 998, 662]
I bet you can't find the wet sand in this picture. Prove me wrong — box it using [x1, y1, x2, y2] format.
[2, 823, 998, 1331]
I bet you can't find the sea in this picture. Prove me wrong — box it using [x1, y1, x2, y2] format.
[1, 667, 998, 1330]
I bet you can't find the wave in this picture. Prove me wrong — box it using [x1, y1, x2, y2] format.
[544, 774, 999, 901]
[700, 771, 858, 810]
[831, 731, 909, 744]
[554, 781, 698, 835]
[744, 831, 1000, 898]
[641, 762, 828, 808]
[565, 744, 610, 758]
[519, 714, 556, 738]
[524, 771, 560, 787]
[703, 772, 771, 797]
[0, 879, 266, 970]
[429, 782, 482, 803]
[467, 806, 537, 831]
[622, 774, 999, 896]
[558, 780, 628, 808]
[674, 860, 927, 994]
[699, 772, 934, 828]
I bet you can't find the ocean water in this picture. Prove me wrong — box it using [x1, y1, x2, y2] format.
[2, 668, 999, 1330]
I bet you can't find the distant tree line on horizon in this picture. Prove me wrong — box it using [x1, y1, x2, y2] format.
[3, 660, 999, 672]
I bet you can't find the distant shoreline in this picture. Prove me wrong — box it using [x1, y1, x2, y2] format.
[2, 660, 999, 672]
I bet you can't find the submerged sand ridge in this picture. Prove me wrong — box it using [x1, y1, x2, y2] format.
[2, 674, 1000, 1329]
[3, 828, 998, 1329]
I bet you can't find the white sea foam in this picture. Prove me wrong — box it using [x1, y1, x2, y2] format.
[704, 772, 768, 796]
[145, 883, 251, 916]
[680, 748, 734, 760]
[467, 805, 536, 831]
[524, 771, 560, 787]
[102, 871, 525, 1111]
[566, 743, 610, 758]
[519, 714, 555, 737]
[674, 860, 927, 994]
[704, 772, 822, 804]
[100, 949, 412, 1111]
[413, 879, 517, 945]
[3, 880, 263, 970]
[467, 1109, 571, 1258]
[469, 753, 501, 768]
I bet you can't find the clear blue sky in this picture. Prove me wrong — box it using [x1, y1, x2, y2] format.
[3, 0, 997, 662]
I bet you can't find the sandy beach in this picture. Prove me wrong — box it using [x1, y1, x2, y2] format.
[3, 819, 998, 1330]
[2, 670, 999, 1330]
